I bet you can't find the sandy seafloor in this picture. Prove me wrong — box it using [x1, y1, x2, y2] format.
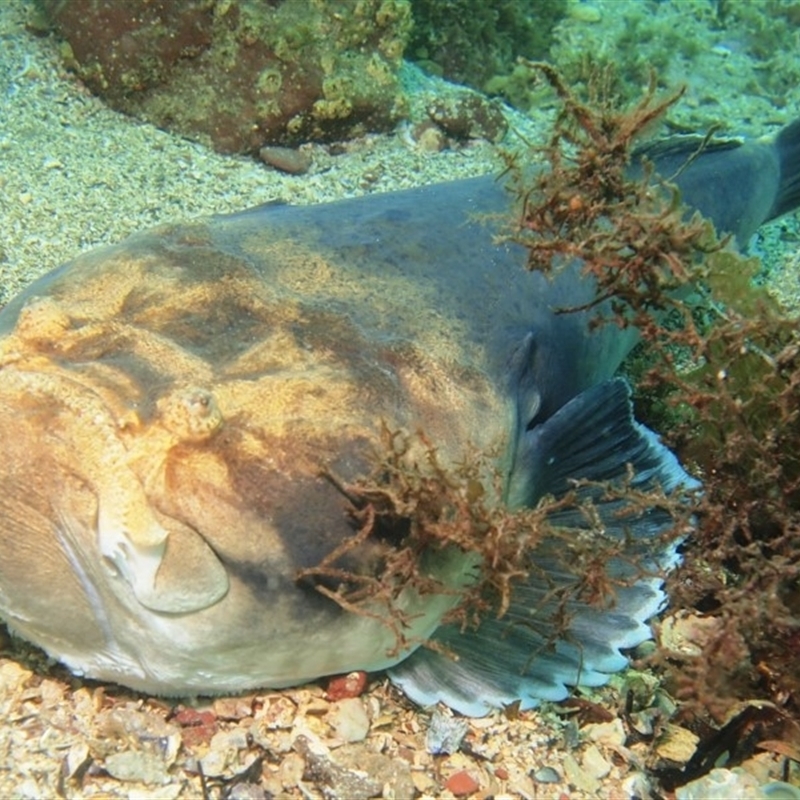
[0, 1, 799, 798]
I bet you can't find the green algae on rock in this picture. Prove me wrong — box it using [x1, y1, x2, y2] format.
[39, 0, 411, 153]
[407, 0, 567, 94]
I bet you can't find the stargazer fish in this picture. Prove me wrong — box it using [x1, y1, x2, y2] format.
[0, 119, 798, 716]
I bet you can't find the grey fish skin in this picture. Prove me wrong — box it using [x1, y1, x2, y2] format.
[634, 116, 800, 244]
[0, 118, 796, 710]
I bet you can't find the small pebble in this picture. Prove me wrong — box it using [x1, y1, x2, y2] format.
[413, 122, 446, 152]
[584, 718, 626, 748]
[445, 769, 480, 797]
[426, 708, 469, 755]
[582, 743, 612, 779]
[328, 697, 370, 743]
[676, 767, 764, 800]
[104, 751, 171, 785]
[258, 145, 311, 175]
[563, 753, 601, 795]
[326, 670, 367, 700]
[533, 766, 561, 784]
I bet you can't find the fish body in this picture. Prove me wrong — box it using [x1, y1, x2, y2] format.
[0, 120, 798, 714]
[635, 117, 800, 244]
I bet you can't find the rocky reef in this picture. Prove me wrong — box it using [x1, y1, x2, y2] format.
[38, 0, 411, 153]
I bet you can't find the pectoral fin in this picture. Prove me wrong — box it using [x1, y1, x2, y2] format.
[390, 378, 700, 716]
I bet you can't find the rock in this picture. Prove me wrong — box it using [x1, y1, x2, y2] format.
[172, 706, 218, 748]
[326, 670, 368, 701]
[336, 745, 416, 800]
[427, 93, 508, 142]
[581, 744, 612, 780]
[583, 718, 626, 749]
[659, 611, 727, 658]
[676, 767, 767, 800]
[258, 146, 312, 175]
[328, 697, 370, 743]
[63, 742, 91, 781]
[654, 724, 699, 764]
[532, 766, 561, 784]
[567, 1, 602, 23]
[426, 708, 469, 755]
[212, 695, 255, 721]
[40, 0, 412, 153]
[227, 784, 269, 800]
[257, 695, 297, 730]
[95, 705, 181, 766]
[104, 750, 171, 785]
[412, 122, 446, 152]
[445, 769, 480, 797]
[0, 661, 32, 697]
[563, 753, 601, 795]
[200, 728, 251, 777]
[763, 782, 800, 800]
[294, 735, 382, 800]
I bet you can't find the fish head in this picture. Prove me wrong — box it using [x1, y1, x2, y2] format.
[0, 211, 512, 694]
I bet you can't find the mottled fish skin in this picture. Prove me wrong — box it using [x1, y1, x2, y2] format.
[0, 179, 543, 693]
[0, 117, 797, 699]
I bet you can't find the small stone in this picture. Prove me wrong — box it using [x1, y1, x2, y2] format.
[227, 783, 268, 800]
[563, 753, 601, 794]
[581, 743, 612, 779]
[328, 697, 370, 743]
[0, 662, 32, 696]
[675, 767, 765, 800]
[655, 724, 699, 764]
[201, 728, 250, 777]
[413, 122, 446, 152]
[294, 735, 381, 800]
[172, 707, 218, 747]
[427, 93, 508, 142]
[335, 746, 416, 799]
[629, 707, 660, 736]
[258, 146, 311, 175]
[258, 695, 297, 729]
[445, 769, 480, 797]
[583, 718, 626, 748]
[95, 706, 181, 766]
[326, 671, 367, 701]
[213, 695, 254, 721]
[426, 708, 469, 755]
[104, 750, 171, 785]
[411, 769, 436, 793]
[63, 741, 91, 780]
[533, 766, 561, 784]
[279, 751, 305, 788]
[659, 611, 725, 657]
[39, 679, 66, 707]
[622, 771, 653, 799]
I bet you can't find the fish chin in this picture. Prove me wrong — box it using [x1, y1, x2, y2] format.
[45, 503, 472, 696]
